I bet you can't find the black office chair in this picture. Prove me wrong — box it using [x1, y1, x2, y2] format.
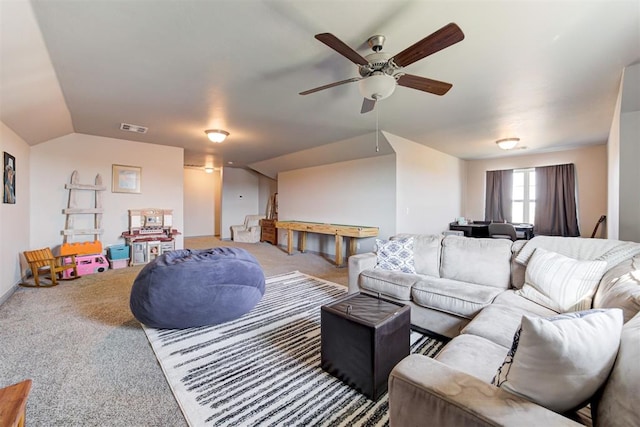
[488, 223, 517, 241]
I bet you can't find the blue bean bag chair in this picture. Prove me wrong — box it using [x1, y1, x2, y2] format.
[130, 247, 265, 329]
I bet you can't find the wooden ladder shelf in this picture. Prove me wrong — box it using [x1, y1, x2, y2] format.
[62, 170, 106, 243]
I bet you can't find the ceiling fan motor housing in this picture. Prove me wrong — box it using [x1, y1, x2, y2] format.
[360, 52, 396, 77]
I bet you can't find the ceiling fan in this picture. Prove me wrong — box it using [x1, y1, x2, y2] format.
[299, 23, 465, 113]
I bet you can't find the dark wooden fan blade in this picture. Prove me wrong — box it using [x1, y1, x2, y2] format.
[397, 74, 452, 95]
[315, 33, 369, 66]
[392, 23, 464, 68]
[361, 98, 376, 114]
[299, 77, 361, 95]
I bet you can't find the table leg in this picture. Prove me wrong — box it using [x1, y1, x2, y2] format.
[299, 231, 307, 253]
[349, 238, 357, 258]
[286, 229, 294, 255]
[335, 235, 344, 267]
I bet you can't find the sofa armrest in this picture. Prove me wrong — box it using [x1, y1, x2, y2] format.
[389, 355, 582, 427]
[347, 252, 377, 294]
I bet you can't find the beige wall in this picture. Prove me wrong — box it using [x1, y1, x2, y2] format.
[0, 122, 31, 301]
[278, 154, 396, 255]
[464, 144, 607, 238]
[183, 168, 217, 237]
[385, 132, 464, 235]
[30, 133, 184, 251]
[220, 168, 260, 240]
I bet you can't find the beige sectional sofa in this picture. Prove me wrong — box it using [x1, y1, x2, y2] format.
[348, 234, 640, 427]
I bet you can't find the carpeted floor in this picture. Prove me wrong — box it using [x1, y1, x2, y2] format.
[0, 237, 350, 426]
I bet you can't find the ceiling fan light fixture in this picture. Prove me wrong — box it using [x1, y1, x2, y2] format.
[205, 129, 229, 143]
[496, 138, 520, 150]
[358, 73, 396, 101]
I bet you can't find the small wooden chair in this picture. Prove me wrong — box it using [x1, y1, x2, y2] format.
[0, 379, 32, 427]
[22, 248, 79, 287]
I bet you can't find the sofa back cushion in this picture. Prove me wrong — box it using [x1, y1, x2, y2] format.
[593, 255, 640, 323]
[595, 310, 640, 427]
[440, 236, 512, 289]
[393, 234, 442, 277]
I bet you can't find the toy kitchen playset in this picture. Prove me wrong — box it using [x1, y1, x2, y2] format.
[121, 208, 179, 265]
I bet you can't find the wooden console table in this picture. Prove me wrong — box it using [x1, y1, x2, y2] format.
[275, 221, 378, 267]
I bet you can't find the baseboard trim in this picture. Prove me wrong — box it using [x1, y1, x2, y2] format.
[0, 283, 19, 307]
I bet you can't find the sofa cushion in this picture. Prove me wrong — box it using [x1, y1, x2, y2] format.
[517, 248, 607, 312]
[435, 334, 509, 383]
[492, 309, 623, 413]
[375, 237, 416, 273]
[412, 277, 503, 319]
[493, 290, 560, 316]
[595, 310, 640, 427]
[440, 236, 512, 289]
[460, 302, 556, 349]
[515, 236, 621, 266]
[393, 233, 442, 277]
[595, 242, 640, 269]
[359, 268, 418, 301]
[593, 255, 640, 323]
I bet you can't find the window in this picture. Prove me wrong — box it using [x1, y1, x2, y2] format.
[512, 168, 535, 224]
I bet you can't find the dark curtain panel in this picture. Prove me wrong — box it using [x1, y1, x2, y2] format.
[535, 163, 580, 236]
[484, 169, 513, 222]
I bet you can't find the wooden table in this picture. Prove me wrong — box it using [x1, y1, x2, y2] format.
[275, 221, 379, 266]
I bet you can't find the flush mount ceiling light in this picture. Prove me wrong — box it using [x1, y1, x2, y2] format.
[205, 129, 229, 143]
[204, 167, 214, 174]
[496, 137, 520, 150]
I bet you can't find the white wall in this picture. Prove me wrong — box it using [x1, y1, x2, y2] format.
[30, 133, 184, 251]
[607, 74, 623, 239]
[384, 132, 464, 235]
[619, 110, 640, 242]
[220, 168, 260, 240]
[278, 154, 396, 256]
[618, 62, 640, 242]
[0, 122, 31, 301]
[258, 174, 277, 217]
[465, 145, 608, 238]
[183, 168, 217, 237]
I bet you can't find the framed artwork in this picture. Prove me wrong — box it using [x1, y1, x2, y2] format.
[112, 164, 141, 194]
[3, 152, 16, 204]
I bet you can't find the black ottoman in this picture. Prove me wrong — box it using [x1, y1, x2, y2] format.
[130, 247, 265, 329]
[321, 292, 410, 400]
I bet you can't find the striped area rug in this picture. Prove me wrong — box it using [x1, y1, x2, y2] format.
[143, 271, 445, 427]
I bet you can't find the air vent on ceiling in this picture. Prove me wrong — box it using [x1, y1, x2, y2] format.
[120, 123, 148, 134]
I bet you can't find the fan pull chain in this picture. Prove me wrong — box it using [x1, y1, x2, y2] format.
[375, 100, 380, 152]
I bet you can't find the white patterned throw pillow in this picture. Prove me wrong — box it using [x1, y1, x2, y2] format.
[375, 238, 416, 274]
[517, 247, 607, 312]
[492, 309, 623, 413]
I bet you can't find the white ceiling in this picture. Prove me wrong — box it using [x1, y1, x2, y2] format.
[1, 0, 639, 170]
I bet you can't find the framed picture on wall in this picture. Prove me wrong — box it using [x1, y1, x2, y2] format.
[112, 164, 141, 194]
[3, 152, 16, 204]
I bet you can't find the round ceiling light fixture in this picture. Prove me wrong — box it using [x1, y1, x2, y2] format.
[205, 129, 229, 143]
[496, 137, 520, 150]
[358, 73, 396, 101]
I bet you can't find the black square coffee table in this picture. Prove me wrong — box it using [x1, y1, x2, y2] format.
[321, 292, 410, 400]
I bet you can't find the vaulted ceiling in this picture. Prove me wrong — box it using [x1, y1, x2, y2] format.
[1, 1, 638, 170]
